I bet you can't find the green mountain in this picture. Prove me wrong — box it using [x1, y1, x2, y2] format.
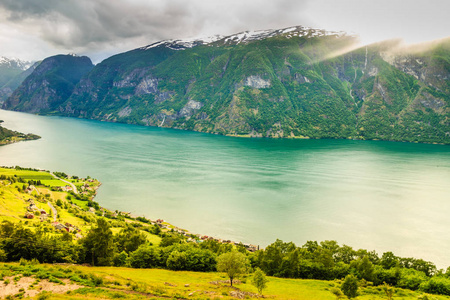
[2, 54, 94, 113]
[3, 26, 450, 144]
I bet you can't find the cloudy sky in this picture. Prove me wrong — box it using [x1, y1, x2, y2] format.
[0, 0, 449, 63]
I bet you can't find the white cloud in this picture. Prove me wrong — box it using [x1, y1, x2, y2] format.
[0, 0, 448, 63]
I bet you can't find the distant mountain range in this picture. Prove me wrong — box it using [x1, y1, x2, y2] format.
[0, 57, 36, 103]
[2, 26, 449, 144]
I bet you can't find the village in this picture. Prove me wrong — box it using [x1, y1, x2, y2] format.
[13, 168, 260, 252]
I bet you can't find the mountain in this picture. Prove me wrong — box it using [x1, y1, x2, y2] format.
[4, 26, 450, 144]
[3, 54, 94, 113]
[0, 57, 33, 86]
[0, 61, 39, 103]
[0, 57, 35, 103]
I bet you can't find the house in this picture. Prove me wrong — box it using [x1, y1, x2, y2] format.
[27, 204, 38, 211]
[62, 185, 72, 192]
[52, 222, 69, 232]
[24, 212, 34, 219]
[247, 245, 259, 252]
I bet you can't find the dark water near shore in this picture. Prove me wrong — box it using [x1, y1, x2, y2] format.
[1, 109, 450, 267]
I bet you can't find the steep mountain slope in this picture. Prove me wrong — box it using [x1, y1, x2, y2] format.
[0, 61, 39, 103]
[4, 26, 450, 144]
[2, 54, 94, 113]
[0, 57, 35, 103]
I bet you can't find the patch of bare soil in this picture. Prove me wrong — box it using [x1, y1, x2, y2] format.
[0, 276, 82, 298]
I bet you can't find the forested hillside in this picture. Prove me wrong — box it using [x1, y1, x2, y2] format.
[3, 26, 449, 144]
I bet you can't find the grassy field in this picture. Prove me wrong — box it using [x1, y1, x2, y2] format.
[1, 262, 449, 300]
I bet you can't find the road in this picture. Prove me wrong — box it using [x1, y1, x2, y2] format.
[47, 201, 57, 221]
[50, 172, 78, 194]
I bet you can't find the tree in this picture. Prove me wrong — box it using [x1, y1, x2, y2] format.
[252, 268, 269, 295]
[114, 224, 147, 253]
[381, 252, 398, 269]
[217, 251, 249, 286]
[341, 274, 359, 299]
[355, 256, 375, 282]
[81, 218, 115, 266]
[159, 233, 183, 247]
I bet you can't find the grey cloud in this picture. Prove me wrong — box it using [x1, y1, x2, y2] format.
[0, 0, 309, 54]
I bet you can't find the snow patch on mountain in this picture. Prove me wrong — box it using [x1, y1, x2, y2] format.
[0, 56, 34, 70]
[140, 25, 355, 52]
[141, 35, 224, 51]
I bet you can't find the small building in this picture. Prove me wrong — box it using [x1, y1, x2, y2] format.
[52, 222, 69, 232]
[24, 212, 34, 219]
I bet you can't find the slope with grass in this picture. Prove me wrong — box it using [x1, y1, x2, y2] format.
[2, 262, 449, 300]
[0, 166, 161, 242]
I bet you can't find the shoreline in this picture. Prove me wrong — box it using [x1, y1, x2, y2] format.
[41, 166, 261, 251]
[0, 119, 41, 146]
[2, 109, 448, 146]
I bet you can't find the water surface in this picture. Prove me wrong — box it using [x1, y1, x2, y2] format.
[1, 109, 449, 267]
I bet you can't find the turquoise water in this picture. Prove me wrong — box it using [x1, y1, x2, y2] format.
[1, 109, 450, 268]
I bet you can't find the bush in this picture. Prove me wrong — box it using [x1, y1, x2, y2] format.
[420, 277, 450, 296]
[128, 245, 160, 268]
[89, 274, 103, 287]
[113, 251, 128, 267]
[165, 246, 216, 272]
[341, 274, 358, 298]
[398, 269, 428, 290]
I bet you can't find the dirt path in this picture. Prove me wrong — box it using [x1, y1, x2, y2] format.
[47, 201, 57, 221]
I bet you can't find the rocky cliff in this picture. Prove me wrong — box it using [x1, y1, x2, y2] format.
[2, 54, 93, 113]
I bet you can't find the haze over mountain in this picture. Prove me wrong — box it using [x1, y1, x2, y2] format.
[0, 57, 36, 103]
[3, 25, 449, 144]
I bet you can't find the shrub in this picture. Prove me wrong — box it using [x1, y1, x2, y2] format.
[128, 245, 160, 268]
[398, 268, 428, 290]
[420, 277, 450, 296]
[341, 274, 358, 298]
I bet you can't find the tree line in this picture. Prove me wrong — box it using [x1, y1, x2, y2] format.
[1, 219, 450, 296]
